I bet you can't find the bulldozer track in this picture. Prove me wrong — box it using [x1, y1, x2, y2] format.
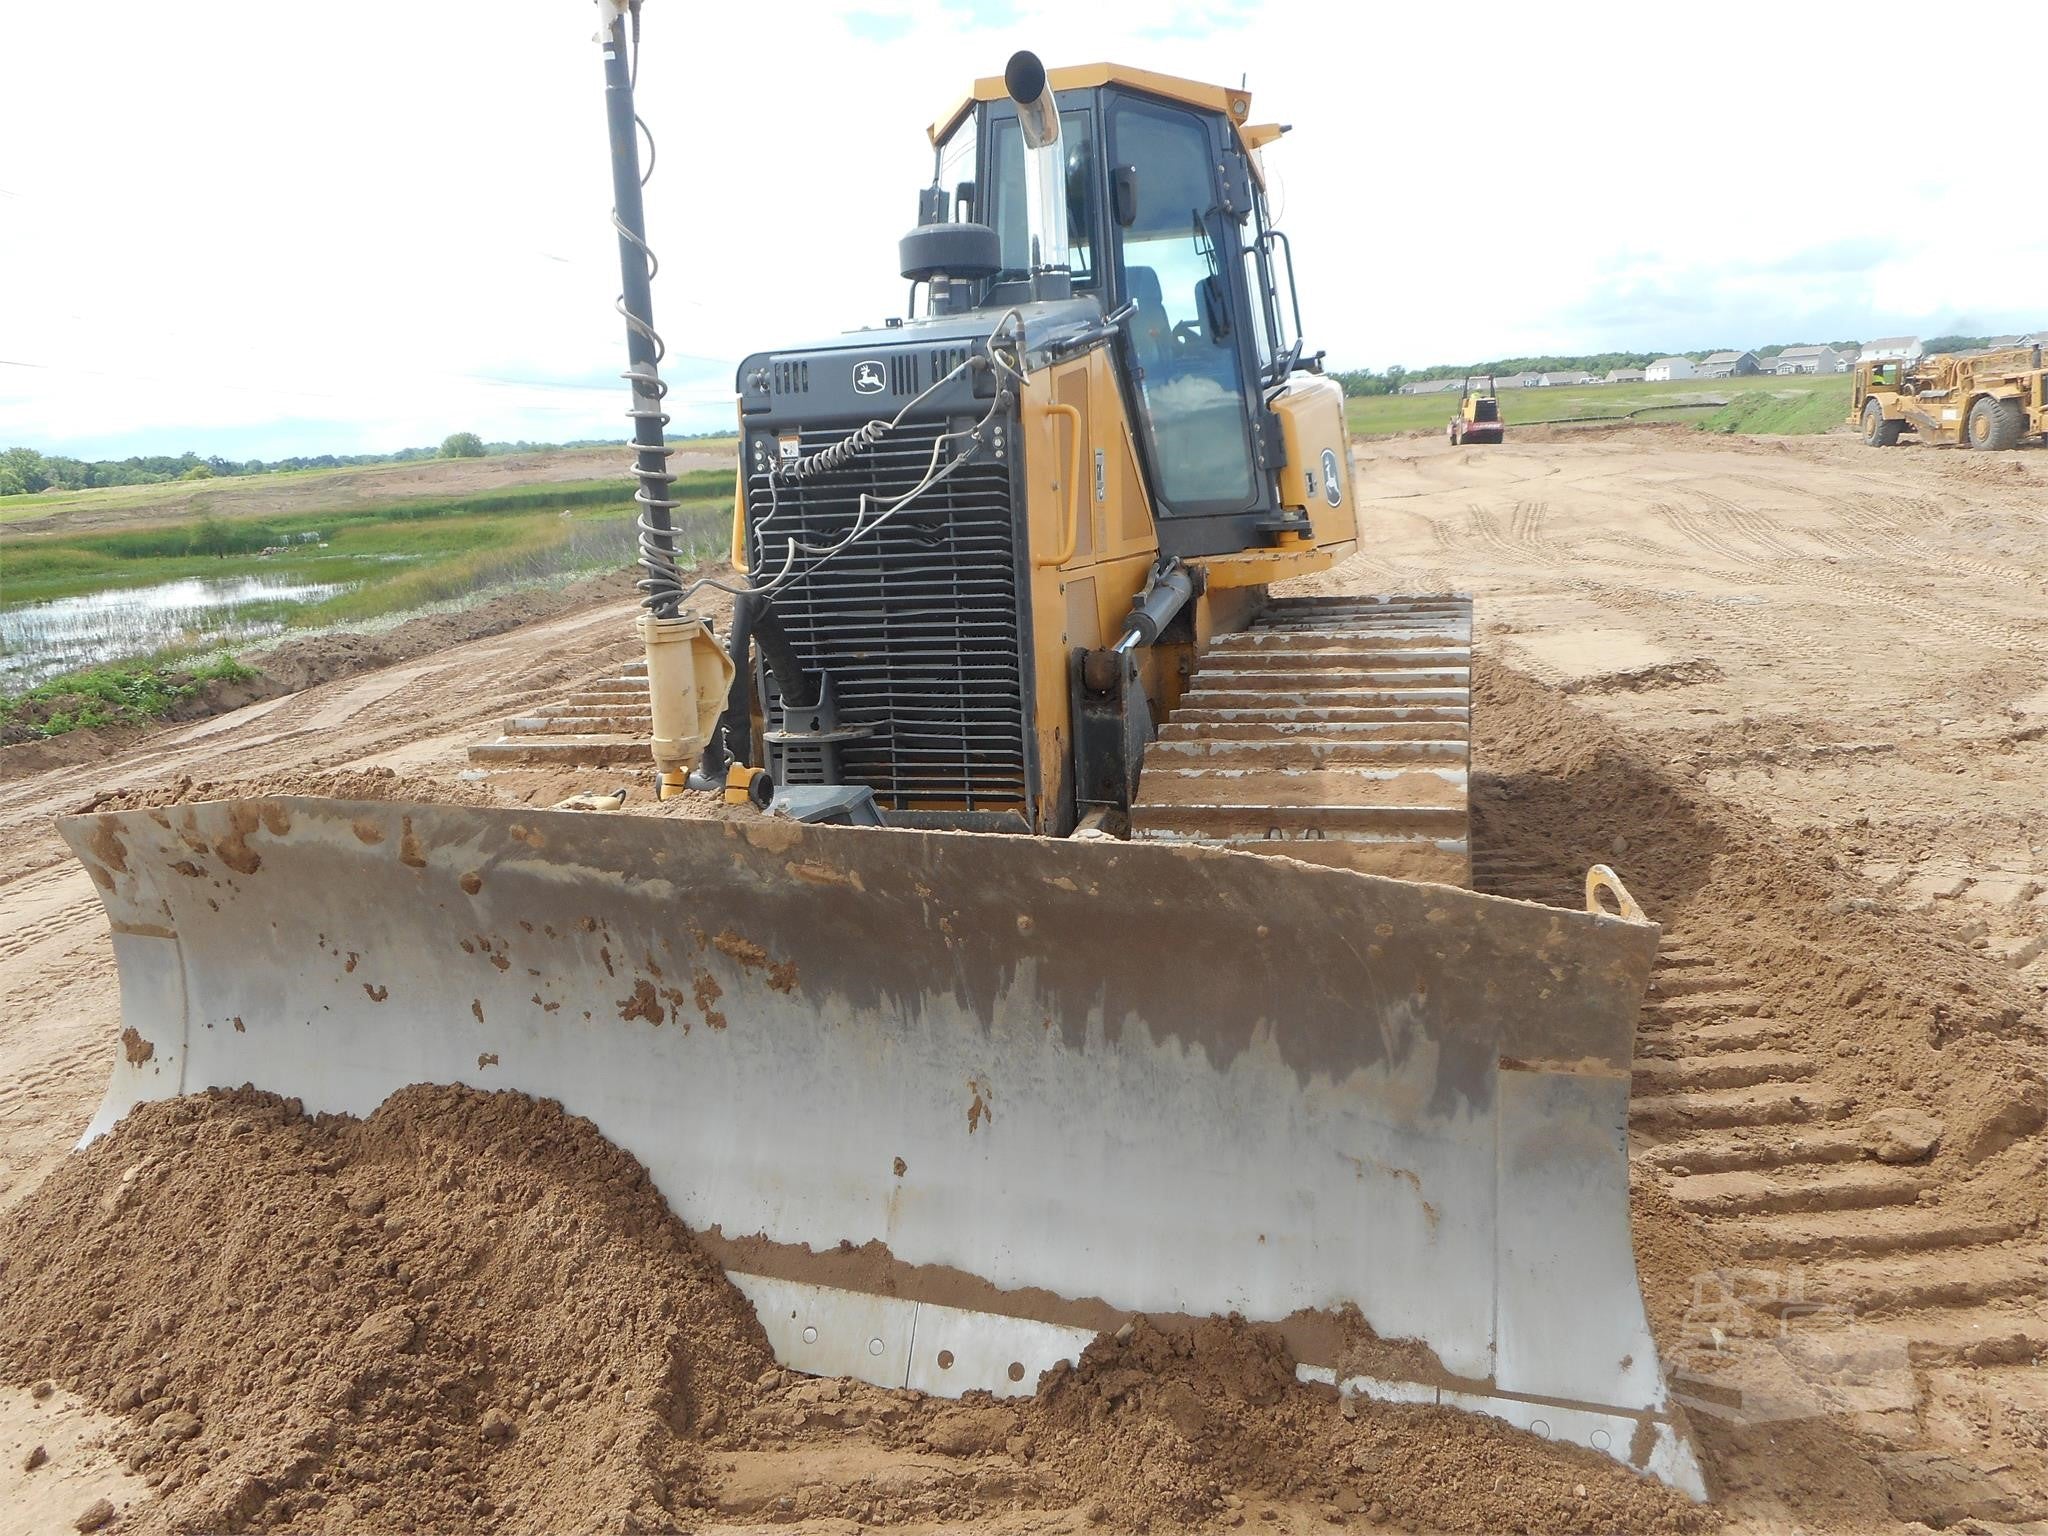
[1130, 595, 1472, 883]
[467, 657, 653, 767]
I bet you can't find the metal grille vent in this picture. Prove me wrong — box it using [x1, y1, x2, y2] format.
[772, 360, 810, 394]
[748, 421, 1027, 814]
[888, 354, 922, 396]
[930, 346, 970, 382]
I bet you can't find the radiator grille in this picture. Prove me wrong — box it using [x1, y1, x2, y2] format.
[747, 421, 1029, 815]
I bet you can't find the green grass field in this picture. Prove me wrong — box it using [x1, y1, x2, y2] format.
[0, 439, 741, 528]
[1, 473, 735, 610]
[1696, 385, 1854, 435]
[1, 464, 738, 716]
[1345, 375, 1852, 438]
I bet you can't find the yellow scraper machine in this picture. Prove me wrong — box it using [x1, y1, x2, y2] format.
[61, 9, 1704, 1499]
[1853, 343, 2048, 450]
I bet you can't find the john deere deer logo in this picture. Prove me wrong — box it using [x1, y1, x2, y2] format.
[853, 360, 886, 395]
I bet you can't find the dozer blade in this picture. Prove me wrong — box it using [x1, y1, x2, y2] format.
[62, 798, 1704, 1496]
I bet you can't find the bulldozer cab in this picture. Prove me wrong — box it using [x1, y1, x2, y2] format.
[932, 70, 1305, 554]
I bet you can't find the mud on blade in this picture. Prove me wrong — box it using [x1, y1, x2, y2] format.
[63, 797, 1703, 1495]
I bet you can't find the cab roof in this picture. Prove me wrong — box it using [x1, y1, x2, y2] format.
[927, 61, 1283, 157]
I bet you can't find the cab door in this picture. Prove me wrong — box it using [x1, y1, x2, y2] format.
[1107, 93, 1275, 557]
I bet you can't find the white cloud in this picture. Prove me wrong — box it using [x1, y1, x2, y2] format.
[1, 0, 2042, 457]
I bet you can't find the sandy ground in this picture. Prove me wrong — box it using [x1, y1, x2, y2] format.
[0, 424, 2044, 1533]
[1341, 424, 2048, 993]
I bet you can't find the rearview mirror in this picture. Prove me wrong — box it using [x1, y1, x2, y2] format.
[1112, 165, 1139, 228]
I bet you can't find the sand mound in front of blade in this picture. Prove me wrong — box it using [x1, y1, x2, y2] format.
[0, 1087, 1710, 1535]
[0, 1086, 771, 1531]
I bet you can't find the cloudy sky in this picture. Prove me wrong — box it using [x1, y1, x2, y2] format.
[3, 0, 2044, 460]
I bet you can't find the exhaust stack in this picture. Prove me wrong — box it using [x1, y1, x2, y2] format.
[1004, 51, 1069, 287]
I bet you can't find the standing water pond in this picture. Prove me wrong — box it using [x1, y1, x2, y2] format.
[0, 574, 352, 691]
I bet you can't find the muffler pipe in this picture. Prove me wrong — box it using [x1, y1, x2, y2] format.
[1003, 51, 1068, 275]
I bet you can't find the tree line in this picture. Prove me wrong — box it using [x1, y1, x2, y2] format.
[0, 433, 646, 498]
[1331, 340, 1871, 397]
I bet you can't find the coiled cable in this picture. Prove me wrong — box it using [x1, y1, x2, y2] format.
[611, 2, 687, 614]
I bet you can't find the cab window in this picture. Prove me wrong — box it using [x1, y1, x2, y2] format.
[988, 108, 1098, 286]
[1110, 97, 1255, 511]
[936, 114, 976, 217]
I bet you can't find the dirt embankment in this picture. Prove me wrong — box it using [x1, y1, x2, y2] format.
[0, 569, 643, 778]
[1468, 656, 2048, 1531]
[0, 1086, 1707, 1536]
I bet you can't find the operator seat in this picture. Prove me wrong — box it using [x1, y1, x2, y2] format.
[1125, 265, 1173, 373]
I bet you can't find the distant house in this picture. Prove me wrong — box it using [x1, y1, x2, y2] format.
[1396, 378, 1463, 396]
[1605, 367, 1646, 384]
[1696, 350, 1761, 379]
[1861, 335, 1923, 363]
[1537, 370, 1592, 386]
[1771, 344, 1846, 375]
[1499, 371, 1542, 389]
[1646, 356, 1695, 381]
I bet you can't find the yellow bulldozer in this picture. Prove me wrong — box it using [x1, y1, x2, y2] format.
[1448, 373, 1504, 445]
[1853, 344, 2048, 450]
[60, 12, 1704, 1499]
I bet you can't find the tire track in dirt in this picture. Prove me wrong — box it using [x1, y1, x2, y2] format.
[1713, 470, 2048, 598]
[1802, 489, 2048, 599]
[1442, 500, 1853, 683]
[1658, 490, 2048, 660]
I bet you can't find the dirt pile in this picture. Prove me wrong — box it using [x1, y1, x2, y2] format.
[76, 766, 503, 813]
[1471, 656, 2045, 1152]
[1011, 1322, 1705, 1534]
[0, 1087, 1710, 1535]
[0, 1087, 772, 1532]
[249, 569, 640, 696]
[0, 668, 277, 750]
